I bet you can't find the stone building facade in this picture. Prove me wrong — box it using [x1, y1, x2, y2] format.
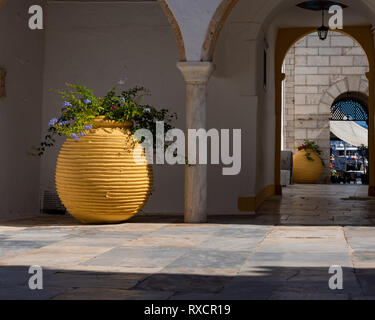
[283, 31, 369, 182]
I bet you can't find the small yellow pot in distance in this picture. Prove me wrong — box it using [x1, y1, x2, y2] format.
[293, 149, 323, 184]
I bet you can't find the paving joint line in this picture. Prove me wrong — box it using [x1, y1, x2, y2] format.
[342, 226, 366, 298]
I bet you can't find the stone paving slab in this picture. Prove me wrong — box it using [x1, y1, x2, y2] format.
[241, 252, 352, 268]
[198, 236, 261, 251]
[0, 245, 113, 268]
[56, 236, 136, 247]
[270, 226, 345, 238]
[257, 238, 349, 253]
[0, 238, 55, 255]
[126, 236, 207, 247]
[213, 228, 270, 238]
[3, 233, 70, 242]
[165, 249, 250, 270]
[82, 246, 191, 268]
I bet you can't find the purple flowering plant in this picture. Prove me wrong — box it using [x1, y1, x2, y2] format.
[35, 81, 177, 156]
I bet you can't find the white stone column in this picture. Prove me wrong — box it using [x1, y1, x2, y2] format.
[177, 62, 215, 223]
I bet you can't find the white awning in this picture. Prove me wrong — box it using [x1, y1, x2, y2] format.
[330, 121, 368, 147]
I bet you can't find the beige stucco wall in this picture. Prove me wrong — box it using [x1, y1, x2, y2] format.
[0, 0, 44, 219]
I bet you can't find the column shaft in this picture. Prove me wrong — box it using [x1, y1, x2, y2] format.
[177, 62, 215, 223]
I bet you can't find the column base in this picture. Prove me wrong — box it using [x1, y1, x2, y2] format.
[369, 186, 375, 197]
[184, 216, 207, 224]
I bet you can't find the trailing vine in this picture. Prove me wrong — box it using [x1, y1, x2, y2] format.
[297, 140, 325, 166]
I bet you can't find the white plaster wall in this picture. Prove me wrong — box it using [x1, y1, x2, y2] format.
[0, 0, 44, 219]
[209, 0, 261, 203]
[255, 23, 277, 195]
[213, 0, 282, 197]
[209, 0, 277, 200]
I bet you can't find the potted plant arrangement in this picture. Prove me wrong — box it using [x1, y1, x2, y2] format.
[293, 140, 324, 184]
[35, 81, 176, 224]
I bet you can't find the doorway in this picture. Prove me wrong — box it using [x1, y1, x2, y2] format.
[275, 26, 375, 196]
[330, 92, 369, 185]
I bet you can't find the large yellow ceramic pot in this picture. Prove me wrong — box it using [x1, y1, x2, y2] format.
[55, 116, 153, 224]
[293, 149, 323, 184]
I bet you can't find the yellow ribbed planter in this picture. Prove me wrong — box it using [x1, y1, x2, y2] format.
[55, 116, 153, 224]
[293, 149, 323, 184]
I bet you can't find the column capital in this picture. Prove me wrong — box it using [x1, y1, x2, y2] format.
[177, 61, 215, 84]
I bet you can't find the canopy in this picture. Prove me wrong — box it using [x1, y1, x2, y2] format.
[330, 121, 368, 147]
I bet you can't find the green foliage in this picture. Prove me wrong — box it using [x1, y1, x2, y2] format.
[297, 139, 325, 166]
[33, 82, 177, 156]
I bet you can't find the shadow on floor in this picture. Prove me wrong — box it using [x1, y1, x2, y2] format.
[0, 265, 374, 300]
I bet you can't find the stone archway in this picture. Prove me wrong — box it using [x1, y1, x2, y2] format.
[276, 26, 375, 196]
[199, 1, 375, 198]
[201, 0, 239, 61]
[316, 77, 370, 181]
[157, 0, 186, 61]
[199, 2, 375, 200]
[320, 77, 369, 115]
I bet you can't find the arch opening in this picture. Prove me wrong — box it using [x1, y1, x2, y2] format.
[281, 29, 373, 189]
[330, 92, 369, 184]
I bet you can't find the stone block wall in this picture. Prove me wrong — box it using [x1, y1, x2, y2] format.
[283, 31, 369, 182]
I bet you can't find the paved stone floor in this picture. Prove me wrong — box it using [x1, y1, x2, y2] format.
[1, 184, 375, 300]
